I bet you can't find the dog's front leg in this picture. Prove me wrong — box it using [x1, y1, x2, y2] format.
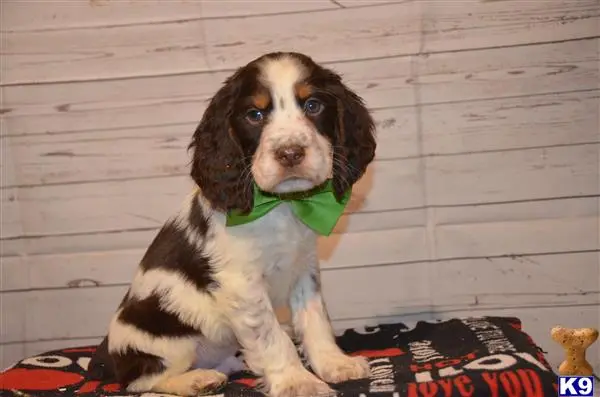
[290, 267, 371, 384]
[225, 273, 334, 397]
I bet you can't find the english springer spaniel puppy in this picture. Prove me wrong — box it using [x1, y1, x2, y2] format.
[96, 52, 376, 397]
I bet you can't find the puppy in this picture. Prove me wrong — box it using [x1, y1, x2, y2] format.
[101, 52, 376, 397]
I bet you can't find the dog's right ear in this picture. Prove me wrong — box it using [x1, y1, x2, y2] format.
[189, 72, 254, 213]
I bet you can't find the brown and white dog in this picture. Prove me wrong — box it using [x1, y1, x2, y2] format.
[96, 52, 376, 397]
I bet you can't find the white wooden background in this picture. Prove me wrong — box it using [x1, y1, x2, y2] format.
[1, 0, 599, 374]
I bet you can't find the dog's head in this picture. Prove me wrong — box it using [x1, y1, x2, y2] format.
[189, 52, 376, 213]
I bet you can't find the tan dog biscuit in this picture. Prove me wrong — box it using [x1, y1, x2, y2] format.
[551, 326, 598, 376]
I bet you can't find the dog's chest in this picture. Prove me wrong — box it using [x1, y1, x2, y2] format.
[229, 204, 316, 305]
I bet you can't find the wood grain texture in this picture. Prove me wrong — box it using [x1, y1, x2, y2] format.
[426, 144, 599, 206]
[1, 56, 414, 137]
[421, 0, 599, 53]
[2, 228, 155, 258]
[324, 252, 599, 320]
[4, 39, 594, 137]
[5, 143, 597, 243]
[0, 208, 429, 258]
[435, 216, 599, 260]
[333, 0, 409, 7]
[2, 2, 419, 84]
[2, 39, 594, 195]
[4, 88, 596, 189]
[2, 159, 423, 237]
[416, 39, 599, 104]
[4, 0, 596, 84]
[3, 21, 211, 85]
[2, 251, 597, 343]
[1, 56, 412, 121]
[0, 188, 21, 240]
[421, 90, 599, 155]
[198, 1, 338, 18]
[2, 199, 596, 291]
[0, 0, 337, 32]
[1, 142, 22, 239]
[2, 106, 418, 187]
[201, 2, 420, 71]
[0, 226, 431, 292]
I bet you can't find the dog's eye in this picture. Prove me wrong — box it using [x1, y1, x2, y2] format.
[304, 98, 323, 116]
[245, 109, 264, 125]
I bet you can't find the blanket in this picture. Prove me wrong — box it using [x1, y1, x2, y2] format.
[0, 316, 559, 396]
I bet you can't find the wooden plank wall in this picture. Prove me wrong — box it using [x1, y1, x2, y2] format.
[1, 0, 599, 373]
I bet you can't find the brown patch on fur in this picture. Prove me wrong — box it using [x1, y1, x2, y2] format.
[295, 82, 312, 100]
[252, 91, 271, 109]
[112, 348, 165, 387]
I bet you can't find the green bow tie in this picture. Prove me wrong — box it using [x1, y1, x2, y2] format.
[226, 180, 351, 236]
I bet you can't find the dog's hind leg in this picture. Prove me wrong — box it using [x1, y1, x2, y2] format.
[113, 339, 227, 396]
[108, 314, 228, 396]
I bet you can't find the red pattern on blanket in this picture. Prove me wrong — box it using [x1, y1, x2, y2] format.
[0, 317, 558, 397]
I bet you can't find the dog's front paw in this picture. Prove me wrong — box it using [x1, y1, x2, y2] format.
[269, 368, 335, 397]
[315, 354, 370, 384]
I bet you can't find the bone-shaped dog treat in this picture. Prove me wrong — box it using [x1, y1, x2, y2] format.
[551, 326, 599, 376]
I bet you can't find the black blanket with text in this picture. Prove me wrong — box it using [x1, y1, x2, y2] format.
[0, 316, 559, 396]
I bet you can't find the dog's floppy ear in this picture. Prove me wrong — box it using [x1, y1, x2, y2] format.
[189, 72, 254, 213]
[331, 84, 376, 200]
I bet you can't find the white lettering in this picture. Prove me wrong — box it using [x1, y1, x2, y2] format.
[463, 354, 517, 371]
[371, 365, 394, 378]
[408, 340, 444, 363]
[368, 357, 396, 393]
[559, 377, 577, 395]
[462, 318, 517, 353]
[371, 378, 395, 386]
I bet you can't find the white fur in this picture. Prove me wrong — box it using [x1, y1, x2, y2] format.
[209, 200, 365, 396]
[252, 54, 333, 193]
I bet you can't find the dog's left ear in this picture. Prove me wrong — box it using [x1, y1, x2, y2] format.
[331, 85, 376, 200]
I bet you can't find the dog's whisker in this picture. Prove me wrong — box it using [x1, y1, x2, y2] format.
[333, 155, 362, 177]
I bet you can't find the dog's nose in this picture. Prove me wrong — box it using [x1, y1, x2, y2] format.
[275, 145, 305, 167]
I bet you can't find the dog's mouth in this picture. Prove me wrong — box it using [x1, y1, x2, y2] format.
[252, 168, 325, 194]
[251, 146, 332, 194]
[268, 177, 322, 194]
